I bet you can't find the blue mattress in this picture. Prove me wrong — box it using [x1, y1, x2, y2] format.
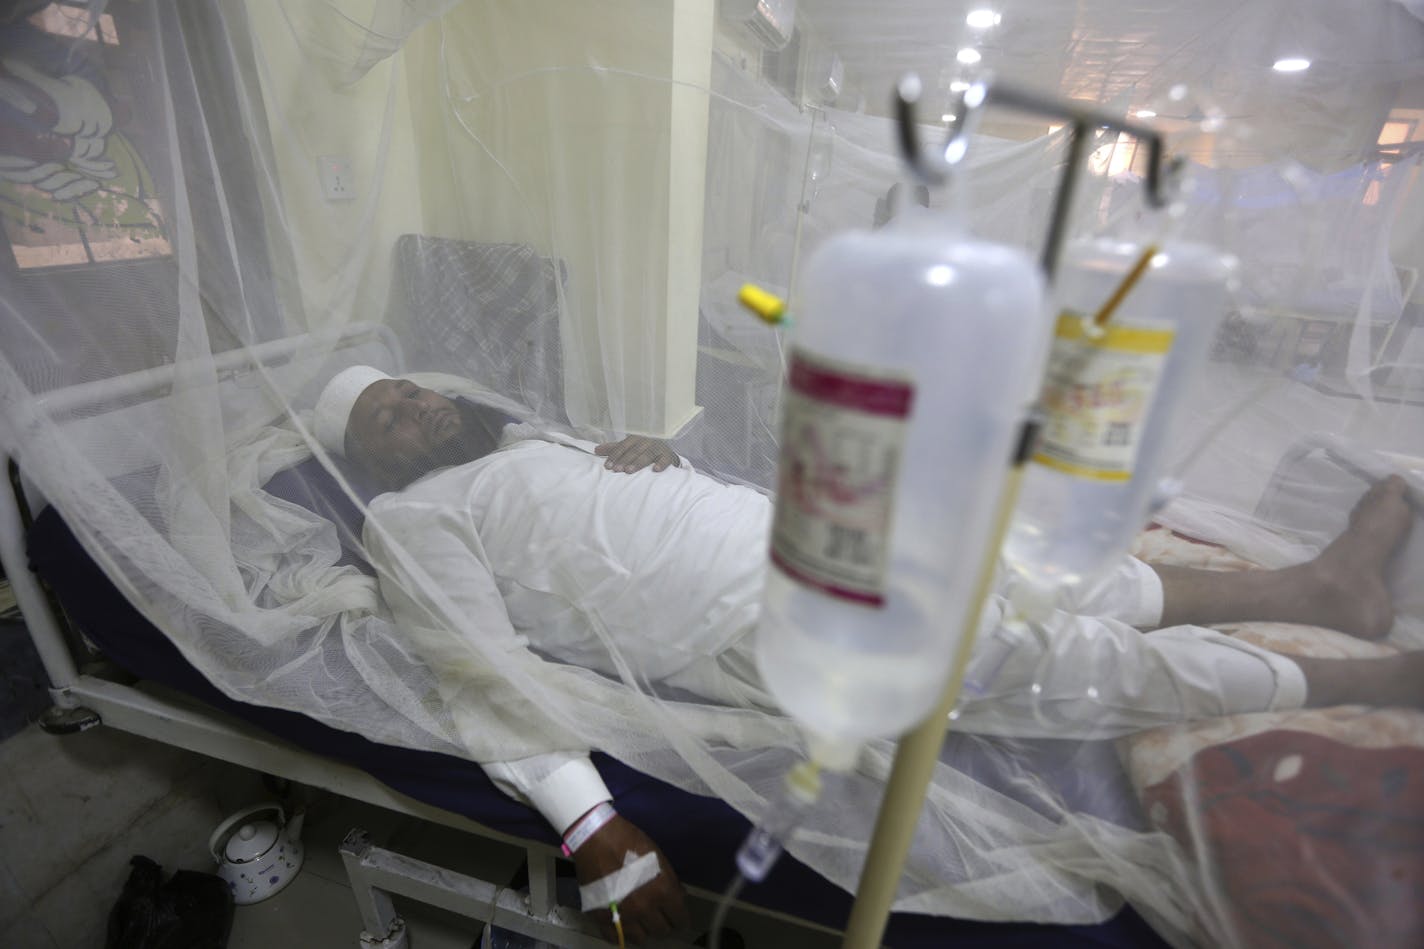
[27, 495, 1165, 949]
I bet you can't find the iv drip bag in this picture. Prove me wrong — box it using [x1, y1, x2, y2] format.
[1003, 239, 1237, 603]
[756, 208, 1048, 755]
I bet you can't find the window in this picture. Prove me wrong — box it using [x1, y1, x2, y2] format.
[29, 2, 119, 45]
[1088, 131, 1141, 178]
[0, 3, 171, 269]
[1366, 112, 1422, 206]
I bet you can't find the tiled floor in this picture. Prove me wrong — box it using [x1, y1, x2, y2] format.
[1, 723, 245, 949]
[0, 722, 838, 948]
[0, 720, 522, 949]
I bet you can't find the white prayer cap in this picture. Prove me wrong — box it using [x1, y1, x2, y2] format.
[314, 365, 391, 457]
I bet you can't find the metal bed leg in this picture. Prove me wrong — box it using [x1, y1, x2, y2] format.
[526, 846, 557, 919]
[338, 826, 623, 948]
[3, 457, 104, 734]
[38, 703, 103, 734]
[340, 830, 410, 949]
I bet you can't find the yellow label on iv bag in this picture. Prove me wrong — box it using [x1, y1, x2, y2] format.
[1032, 312, 1174, 482]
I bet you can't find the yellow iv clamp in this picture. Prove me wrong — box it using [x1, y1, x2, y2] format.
[726, 76, 1180, 949]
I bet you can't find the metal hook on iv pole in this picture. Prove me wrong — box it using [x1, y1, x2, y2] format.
[894, 74, 1179, 281]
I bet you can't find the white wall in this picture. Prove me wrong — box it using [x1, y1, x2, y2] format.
[231, 0, 731, 432]
[236, 0, 428, 330]
[402, 0, 715, 435]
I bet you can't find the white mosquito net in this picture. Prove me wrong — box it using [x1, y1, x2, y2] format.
[2, 1, 1422, 946]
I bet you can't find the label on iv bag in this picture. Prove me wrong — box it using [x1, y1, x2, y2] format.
[770, 349, 913, 608]
[1033, 312, 1174, 481]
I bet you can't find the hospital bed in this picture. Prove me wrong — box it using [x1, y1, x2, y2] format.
[0, 321, 1165, 948]
[1235, 266, 1418, 371]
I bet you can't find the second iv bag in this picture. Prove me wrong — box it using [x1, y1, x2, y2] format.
[1003, 238, 1237, 606]
[755, 207, 1048, 762]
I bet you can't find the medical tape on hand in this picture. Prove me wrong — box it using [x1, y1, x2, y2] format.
[579, 851, 661, 911]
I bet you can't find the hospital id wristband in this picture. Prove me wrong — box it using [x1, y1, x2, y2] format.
[561, 801, 616, 856]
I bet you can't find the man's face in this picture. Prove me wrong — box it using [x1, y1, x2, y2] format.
[346, 379, 462, 487]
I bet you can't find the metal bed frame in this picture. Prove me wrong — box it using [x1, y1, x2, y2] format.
[0, 324, 835, 948]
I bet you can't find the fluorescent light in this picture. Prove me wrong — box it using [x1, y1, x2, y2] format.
[1134, 109, 1157, 119]
[957, 47, 982, 65]
[949, 80, 971, 93]
[1272, 57, 1311, 72]
[966, 9, 1001, 29]
[940, 113, 957, 123]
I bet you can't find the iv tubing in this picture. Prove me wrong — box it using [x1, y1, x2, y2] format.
[610, 901, 626, 949]
[841, 457, 1031, 949]
[1091, 245, 1159, 327]
[786, 108, 824, 316]
[707, 874, 746, 949]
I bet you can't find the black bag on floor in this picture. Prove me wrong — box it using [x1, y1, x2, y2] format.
[105, 855, 235, 949]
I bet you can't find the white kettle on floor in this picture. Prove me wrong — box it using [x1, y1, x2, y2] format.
[209, 802, 305, 905]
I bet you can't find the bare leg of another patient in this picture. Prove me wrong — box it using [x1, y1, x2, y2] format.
[1151, 475, 1413, 640]
[1290, 652, 1424, 709]
[1148, 475, 1424, 711]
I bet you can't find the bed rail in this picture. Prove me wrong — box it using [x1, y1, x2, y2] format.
[34, 322, 401, 419]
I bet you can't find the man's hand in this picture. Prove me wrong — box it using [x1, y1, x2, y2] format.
[594, 435, 680, 474]
[573, 814, 689, 944]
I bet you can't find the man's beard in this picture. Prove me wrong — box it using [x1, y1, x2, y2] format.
[380, 398, 517, 489]
[426, 399, 514, 470]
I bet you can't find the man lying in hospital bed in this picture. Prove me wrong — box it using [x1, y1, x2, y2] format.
[316, 365, 1422, 945]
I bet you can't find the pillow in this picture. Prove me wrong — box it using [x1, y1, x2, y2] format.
[389, 235, 568, 423]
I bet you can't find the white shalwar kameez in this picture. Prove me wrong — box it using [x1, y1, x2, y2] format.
[365, 426, 1307, 833]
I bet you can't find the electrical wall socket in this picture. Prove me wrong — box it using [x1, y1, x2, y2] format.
[317, 155, 355, 201]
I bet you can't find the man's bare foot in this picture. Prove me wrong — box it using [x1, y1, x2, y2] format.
[1297, 475, 1413, 640]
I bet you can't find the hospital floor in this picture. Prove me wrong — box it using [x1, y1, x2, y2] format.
[0, 718, 837, 949]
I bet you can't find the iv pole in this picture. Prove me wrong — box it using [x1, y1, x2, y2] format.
[839, 76, 1173, 949]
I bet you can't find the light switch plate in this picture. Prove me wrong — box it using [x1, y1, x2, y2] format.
[317, 155, 355, 201]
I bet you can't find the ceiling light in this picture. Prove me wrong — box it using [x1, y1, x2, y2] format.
[966, 9, 1001, 29]
[1134, 109, 1157, 119]
[1272, 57, 1311, 72]
[941, 113, 957, 123]
[927, 265, 954, 286]
[949, 80, 971, 93]
[957, 47, 982, 65]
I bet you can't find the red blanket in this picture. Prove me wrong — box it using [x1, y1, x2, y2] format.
[1141, 729, 1424, 948]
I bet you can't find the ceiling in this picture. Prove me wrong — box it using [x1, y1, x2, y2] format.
[796, 0, 1424, 158]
